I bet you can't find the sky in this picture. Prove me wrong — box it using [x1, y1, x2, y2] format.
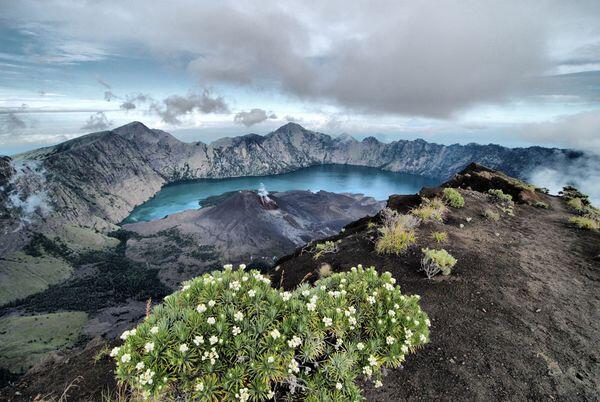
[1, 0, 600, 155]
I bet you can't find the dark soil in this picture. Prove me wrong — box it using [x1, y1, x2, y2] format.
[2, 167, 599, 401]
[274, 188, 600, 401]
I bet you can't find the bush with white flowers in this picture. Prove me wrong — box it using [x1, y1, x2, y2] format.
[112, 264, 430, 401]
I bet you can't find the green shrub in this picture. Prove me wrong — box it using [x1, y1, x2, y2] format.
[431, 231, 448, 243]
[566, 197, 585, 213]
[420, 248, 457, 279]
[569, 216, 600, 230]
[112, 265, 430, 401]
[487, 189, 512, 203]
[313, 241, 339, 260]
[411, 198, 448, 223]
[530, 201, 549, 209]
[483, 209, 500, 221]
[375, 225, 416, 255]
[442, 188, 465, 208]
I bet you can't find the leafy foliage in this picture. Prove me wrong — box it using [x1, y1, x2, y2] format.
[569, 216, 600, 231]
[411, 198, 448, 223]
[313, 241, 340, 260]
[442, 188, 465, 208]
[530, 201, 549, 209]
[487, 189, 512, 203]
[483, 209, 500, 221]
[431, 231, 448, 243]
[113, 265, 430, 401]
[420, 248, 457, 279]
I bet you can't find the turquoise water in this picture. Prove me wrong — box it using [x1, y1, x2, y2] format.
[124, 165, 441, 223]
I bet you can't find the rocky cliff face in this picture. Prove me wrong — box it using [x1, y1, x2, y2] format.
[4, 121, 591, 230]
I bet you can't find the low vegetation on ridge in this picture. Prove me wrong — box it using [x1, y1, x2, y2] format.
[112, 265, 430, 401]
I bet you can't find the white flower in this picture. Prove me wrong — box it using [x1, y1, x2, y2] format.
[348, 316, 357, 326]
[239, 263, 246, 270]
[320, 285, 327, 291]
[144, 342, 154, 353]
[336, 382, 343, 390]
[322, 317, 333, 327]
[281, 291, 292, 301]
[207, 316, 216, 325]
[420, 334, 427, 343]
[368, 355, 378, 366]
[301, 290, 310, 297]
[267, 356, 275, 363]
[386, 336, 395, 345]
[234, 311, 244, 322]
[223, 264, 233, 270]
[196, 304, 207, 313]
[150, 326, 159, 334]
[384, 283, 394, 291]
[248, 289, 256, 297]
[401, 345, 409, 353]
[193, 336, 204, 345]
[356, 342, 365, 351]
[389, 277, 396, 284]
[288, 358, 300, 374]
[362, 365, 373, 377]
[179, 343, 189, 353]
[232, 326, 241, 336]
[109, 347, 120, 357]
[267, 390, 275, 399]
[388, 310, 396, 317]
[209, 335, 219, 345]
[425, 318, 431, 327]
[367, 296, 376, 305]
[242, 275, 249, 282]
[195, 382, 204, 392]
[270, 329, 281, 339]
[414, 319, 420, 326]
[208, 300, 216, 307]
[374, 380, 383, 388]
[460, 223, 465, 228]
[229, 281, 241, 291]
[306, 302, 316, 311]
[287, 336, 302, 348]
[120, 330, 130, 340]
[135, 362, 145, 370]
[120, 353, 131, 363]
[236, 387, 250, 402]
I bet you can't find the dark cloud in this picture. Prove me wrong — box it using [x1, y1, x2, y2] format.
[81, 111, 111, 131]
[234, 108, 277, 127]
[0, 111, 27, 133]
[120, 93, 151, 111]
[104, 90, 117, 101]
[150, 90, 229, 125]
[5, 1, 600, 119]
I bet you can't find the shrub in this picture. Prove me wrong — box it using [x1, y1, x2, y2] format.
[569, 216, 600, 230]
[442, 188, 464, 208]
[318, 263, 333, 278]
[483, 209, 500, 221]
[420, 248, 457, 279]
[313, 241, 339, 260]
[530, 201, 549, 209]
[411, 198, 448, 223]
[431, 231, 448, 243]
[375, 225, 416, 255]
[487, 189, 512, 203]
[566, 197, 585, 213]
[112, 265, 430, 401]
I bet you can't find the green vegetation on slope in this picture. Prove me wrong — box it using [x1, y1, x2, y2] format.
[0, 252, 72, 305]
[0, 311, 87, 373]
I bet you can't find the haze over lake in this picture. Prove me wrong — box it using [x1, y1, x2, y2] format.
[124, 165, 441, 223]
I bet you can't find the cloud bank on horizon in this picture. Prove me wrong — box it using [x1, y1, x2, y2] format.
[1, 0, 600, 154]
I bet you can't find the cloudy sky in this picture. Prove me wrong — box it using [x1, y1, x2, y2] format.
[1, 0, 600, 154]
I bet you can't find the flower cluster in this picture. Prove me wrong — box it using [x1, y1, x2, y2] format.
[113, 264, 430, 401]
